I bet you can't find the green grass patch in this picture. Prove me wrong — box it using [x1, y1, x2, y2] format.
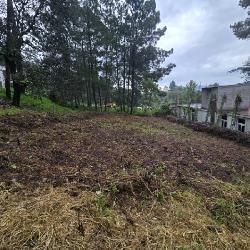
[0, 88, 72, 115]
[0, 106, 21, 117]
[20, 94, 72, 114]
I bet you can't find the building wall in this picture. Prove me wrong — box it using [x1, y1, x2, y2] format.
[202, 84, 250, 112]
[246, 118, 250, 132]
[201, 87, 218, 109]
[217, 84, 250, 110]
[198, 109, 250, 132]
[198, 110, 208, 123]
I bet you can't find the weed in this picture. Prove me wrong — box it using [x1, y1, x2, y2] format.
[95, 194, 109, 216]
[110, 183, 119, 196]
[154, 164, 167, 176]
[175, 207, 185, 219]
[0, 107, 21, 116]
[156, 190, 165, 203]
[211, 198, 244, 230]
[212, 199, 236, 224]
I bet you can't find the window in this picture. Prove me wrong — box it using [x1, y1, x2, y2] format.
[221, 114, 227, 128]
[238, 118, 246, 132]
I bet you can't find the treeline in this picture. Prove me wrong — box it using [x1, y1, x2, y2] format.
[166, 81, 202, 105]
[0, 0, 175, 113]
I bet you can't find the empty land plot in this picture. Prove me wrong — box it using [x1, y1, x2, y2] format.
[0, 112, 249, 249]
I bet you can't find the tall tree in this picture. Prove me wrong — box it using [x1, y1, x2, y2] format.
[169, 80, 176, 91]
[0, 0, 175, 110]
[0, 0, 46, 106]
[184, 80, 197, 121]
[231, 0, 250, 82]
[124, 0, 175, 114]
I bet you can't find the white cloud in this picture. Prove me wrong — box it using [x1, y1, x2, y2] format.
[158, 7, 209, 55]
[155, 0, 250, 87]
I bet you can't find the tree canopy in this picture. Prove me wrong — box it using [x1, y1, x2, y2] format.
[0, 0, 175, 111]
[231, 0, 250, 82]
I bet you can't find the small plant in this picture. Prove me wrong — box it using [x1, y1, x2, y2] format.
[95, 194, 109, 215]
[211, 198, 243, 230]
[154, 103, 171, 117]
[217, 94, 227, 125]
[175, 206, 185, 219]
[154, 164, 166, 176]
[156, 190, 165, 203]
[110, 183, 119, 196]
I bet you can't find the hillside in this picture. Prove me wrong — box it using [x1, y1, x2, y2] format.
[0, 112, 249, 249]
[0, 88, 72, 116]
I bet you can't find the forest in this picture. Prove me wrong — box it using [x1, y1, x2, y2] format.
[0, 0, 178, 113]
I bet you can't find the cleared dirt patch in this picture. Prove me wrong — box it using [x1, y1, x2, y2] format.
[0, 112, 249, 249]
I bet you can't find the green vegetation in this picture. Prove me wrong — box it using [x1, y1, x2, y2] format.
[95, 194, 110, 216]
[20, 94, 72, 114]
[0, 106, 20, 116]
[0, 88, 72, 115]
[212, 199, 240, 227]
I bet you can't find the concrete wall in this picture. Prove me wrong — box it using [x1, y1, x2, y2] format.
[201, 87, 218, 109]
[198, 109, 250, 132]
[202, 84, 250, 112]
[217, 84, 250, 111]
[245, 118, 250, 132]
[198, 110, 208, 123]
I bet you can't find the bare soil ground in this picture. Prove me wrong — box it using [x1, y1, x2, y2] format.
[0, 112, 249, 249]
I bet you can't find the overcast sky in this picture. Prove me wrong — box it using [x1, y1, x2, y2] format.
[156, 0, 250, 87]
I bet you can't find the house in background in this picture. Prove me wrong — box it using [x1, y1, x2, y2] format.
[172, 103, 201, 121]
[198, 83, 250, 132]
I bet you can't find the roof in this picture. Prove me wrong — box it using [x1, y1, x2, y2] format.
[171, 103, 202, 109]
[202, 83, 250, 90]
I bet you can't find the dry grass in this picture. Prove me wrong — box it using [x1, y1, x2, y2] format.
[0, 182, 249, 249]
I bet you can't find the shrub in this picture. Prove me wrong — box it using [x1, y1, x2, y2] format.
[165, 116, 250, 147]
[155, 104, 171, 117]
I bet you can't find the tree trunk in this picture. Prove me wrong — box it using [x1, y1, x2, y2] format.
[98, 84, 102, 110]
[12, 80, 21, 107]
[86, 80, 91, 107]
[122, 50, 126, 112]
[104, 57, 109, 111]
[5, 0, 15, 100]
[12, 43, 24, 107]
[5, 59, 11, 99]
[115, 48, 121, 111]
[130, 70, 135, 115]
[130, 48, 136, 115]
[127, 64, 131, 113]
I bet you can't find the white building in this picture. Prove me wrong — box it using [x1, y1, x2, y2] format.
[197, 84, 250, 133]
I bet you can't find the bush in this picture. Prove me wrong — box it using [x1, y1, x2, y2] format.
[165, 116, 250, 147]
[154, 104, 171, 117]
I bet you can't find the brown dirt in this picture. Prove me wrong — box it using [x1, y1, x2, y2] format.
[0, 112, 249, 191]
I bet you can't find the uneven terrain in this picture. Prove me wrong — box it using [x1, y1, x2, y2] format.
[0, 112, 249, 249]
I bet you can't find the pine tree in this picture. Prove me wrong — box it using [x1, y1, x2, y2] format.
[231, 0, 250, 82]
